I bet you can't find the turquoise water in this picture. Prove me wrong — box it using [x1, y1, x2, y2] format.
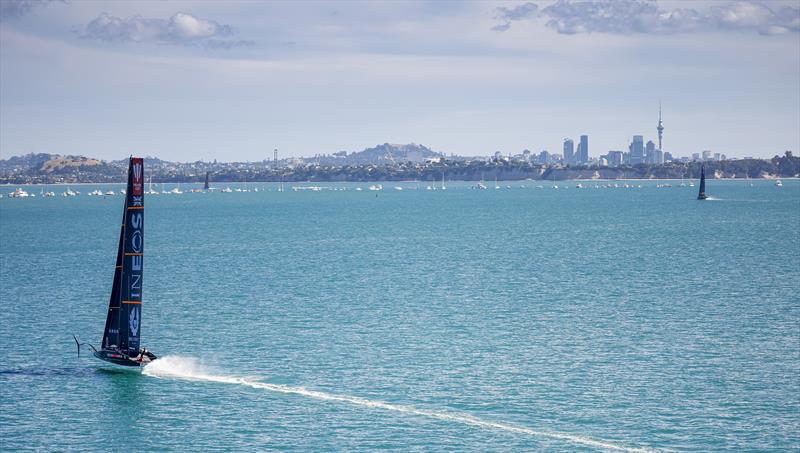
[1, 180, 798, 451]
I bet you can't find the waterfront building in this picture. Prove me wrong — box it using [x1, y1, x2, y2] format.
[629, 135, 644, 165]
[607, 150, 624, 167]
[646, 140, 656, 163]
[577, 135, 589, 164]
[664, 151, 673, 162]
[702, 150, 712, 161]
[692, 153, 701, 161]
[563, 139, 575, 165]
[538, 150, 550, 164]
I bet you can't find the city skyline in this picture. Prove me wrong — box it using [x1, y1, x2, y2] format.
[1, 0, 798, 162]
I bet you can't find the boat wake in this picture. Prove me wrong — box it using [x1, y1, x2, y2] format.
[143, 356, 655, 452]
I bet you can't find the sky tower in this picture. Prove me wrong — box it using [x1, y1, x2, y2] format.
[657, 103, 664, 151]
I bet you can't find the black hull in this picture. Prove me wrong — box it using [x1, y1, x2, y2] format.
[697, 193, 708, 200]
[93, 349, 155, 367]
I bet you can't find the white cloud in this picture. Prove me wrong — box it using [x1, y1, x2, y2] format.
[492, 0, 800, 36]
[78, 11, 252, 49]
[493, 2, 539, 31]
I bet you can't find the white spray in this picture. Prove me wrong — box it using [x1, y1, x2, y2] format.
[143, 356, 657, 453]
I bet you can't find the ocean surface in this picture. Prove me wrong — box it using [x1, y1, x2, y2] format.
[1, 180, 798, 452]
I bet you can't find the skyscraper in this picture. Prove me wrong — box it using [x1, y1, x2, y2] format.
[629, 135, 644, 165]
[578, 135, 588, 164]
[563, 139, 574, 165]
[646, 140, 656, 163]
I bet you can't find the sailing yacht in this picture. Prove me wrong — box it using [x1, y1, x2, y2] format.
[145, 176, 158, 195]
[697, 165, 708, 200]
[40, 181, 55, 197]
[74, 157, 157, 367]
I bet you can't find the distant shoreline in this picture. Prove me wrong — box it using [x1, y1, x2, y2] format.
[2, 177, 797, 186]
[3, 152, 798, 185]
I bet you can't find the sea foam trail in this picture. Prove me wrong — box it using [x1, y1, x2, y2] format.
[143, 356, 655, 452]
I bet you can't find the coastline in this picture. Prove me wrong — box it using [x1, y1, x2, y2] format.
[2, 176, 797, 186]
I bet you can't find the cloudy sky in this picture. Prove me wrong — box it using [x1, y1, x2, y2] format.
[1, 0, 798, 161]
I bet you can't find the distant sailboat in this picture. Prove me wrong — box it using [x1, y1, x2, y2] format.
[203, 172, 210, 191]
[697, 165, 708, 200]
[74, 157, 157, 367]
[475, 173, 487, 189]
[146, 176, 158, 195]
